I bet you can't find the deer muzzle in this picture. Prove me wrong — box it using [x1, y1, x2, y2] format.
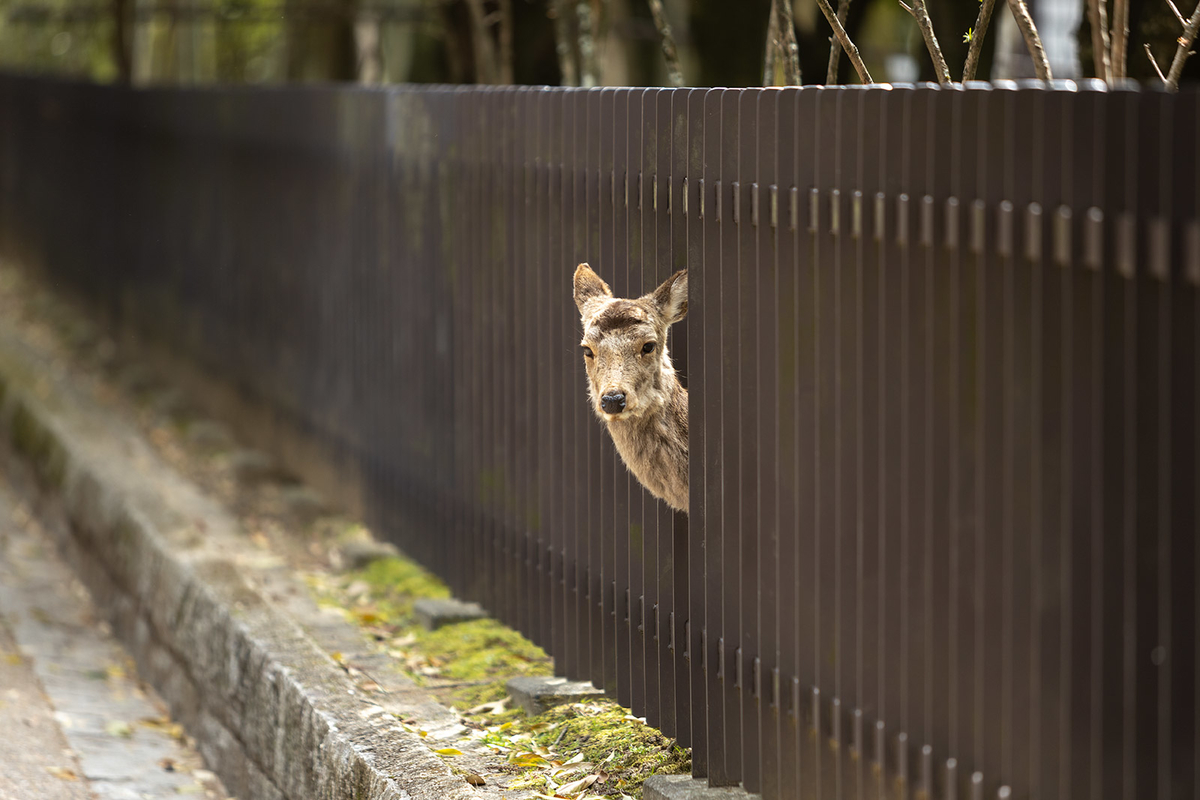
[600, 391, 627, 415]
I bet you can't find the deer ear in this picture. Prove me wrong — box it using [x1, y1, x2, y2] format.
[573, 263, 612, 316]
[650, 269, 688, 325]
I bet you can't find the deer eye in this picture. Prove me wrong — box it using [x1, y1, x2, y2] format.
[582, 346, 594, 359]
[642, 342, 656, 355]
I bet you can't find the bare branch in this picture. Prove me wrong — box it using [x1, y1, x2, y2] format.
[815, 0, 872, 82]
[1086, 0, 1112, 83]
[1005, 0, 1052, 80]
[646, 0, 684, 85]
[764, 0, 782, 85]
[576, 0, 597, 87]
[962, 0, 998, 80]
[1166, 0, 1200, 88]
[826, 0, 851, 84]
[1166, 0, 1187, 26]
[1145, 42, 1168, 82]
[550, 0, 578, 86]
[900, 0, 952, 85]
[1112, 0, 1129, 77]
[498, 0, 514, 84]
[779, 0, 802, 84]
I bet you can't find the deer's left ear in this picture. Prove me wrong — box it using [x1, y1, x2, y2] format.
[650, 270, 688, 325]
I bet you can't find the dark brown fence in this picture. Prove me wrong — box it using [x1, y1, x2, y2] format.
[0, 74, 1197, 800]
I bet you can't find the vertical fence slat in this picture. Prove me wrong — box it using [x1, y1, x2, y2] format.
[699, 85, 726, 786]
[753, 86, 780, 800]
[654, 88, 677, 739]
[772, 86, 800, 800]
[685, 86, 708, 771]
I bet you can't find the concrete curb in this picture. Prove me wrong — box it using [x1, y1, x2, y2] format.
[0, 327, 478, 800]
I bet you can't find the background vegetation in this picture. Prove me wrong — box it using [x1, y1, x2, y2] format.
[0, 0, 1195, 91]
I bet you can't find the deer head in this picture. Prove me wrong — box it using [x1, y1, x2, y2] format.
[573, 263, 688, 422]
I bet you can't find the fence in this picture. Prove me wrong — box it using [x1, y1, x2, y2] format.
[0, 74, 1197, 800]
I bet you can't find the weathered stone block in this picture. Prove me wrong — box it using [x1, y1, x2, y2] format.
[505, 676, 605, 716]
[643, 774, 758, 800]
[413, 597, 487, 631]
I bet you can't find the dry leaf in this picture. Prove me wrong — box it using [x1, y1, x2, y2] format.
[45, 767, 79, 782]
[105, 720, 133, 738]
[556, 774, 599, 796]
[464, 773, 486, 786]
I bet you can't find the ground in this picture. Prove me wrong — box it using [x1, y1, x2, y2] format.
[0, 263, 691, 800]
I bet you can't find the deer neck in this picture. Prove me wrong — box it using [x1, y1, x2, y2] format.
[604, 368, 689, 513]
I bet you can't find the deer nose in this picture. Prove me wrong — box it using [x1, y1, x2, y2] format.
[601, 392, 626, 414]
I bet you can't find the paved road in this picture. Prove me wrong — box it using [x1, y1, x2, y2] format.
[0, 469, 229, 800]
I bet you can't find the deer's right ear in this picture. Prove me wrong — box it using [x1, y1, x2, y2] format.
[573, 263, 612, 316]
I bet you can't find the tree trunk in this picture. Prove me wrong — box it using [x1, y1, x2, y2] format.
[111, 0, 133, 84]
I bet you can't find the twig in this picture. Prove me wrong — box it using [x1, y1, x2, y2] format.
[815, 0, 873, 82]
[1086, 0, 1112, 83]
[576, 0, 597, 87]
[1006, 0, 1052, 80]
[550, 0, 578, 86]
[962, 0, 998, 80]
[826, 0, 851, 83]
[1166, 0, 1200, 88]
[779, 0, 802, 84]
[1145, 42, 1168, 82]
[498, 0, 514, 84]
[646, 0, 684, 86]
[1112, 0, 1129, 78]
[900, 0, 952, 85]
[1166, 0, 1187, 26]
[763, 0, 782, 85]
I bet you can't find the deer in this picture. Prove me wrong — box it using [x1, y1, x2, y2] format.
[572, 263, 689, 513]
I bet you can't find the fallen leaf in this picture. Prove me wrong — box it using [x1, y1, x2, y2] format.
[465, 773, 486, 786]
[175, 784, 204, 794]
[45, 767, 79, 782]
[433, 748, 463, 757]
[467, 697, 510, 715]
[556, 775, 599, 797]
[105, 720, 133, 738]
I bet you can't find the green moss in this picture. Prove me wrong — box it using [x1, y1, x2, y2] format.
[9, 402, 65, 489]
[417, 619, 552, 706]
[311, 551, 687, 798]
[528, 701, 691, 797]
[356, 556, 451, 618]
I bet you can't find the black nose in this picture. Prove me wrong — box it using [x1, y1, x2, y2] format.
[601, 392, 626, 414]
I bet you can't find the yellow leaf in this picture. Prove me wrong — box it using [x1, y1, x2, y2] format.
[105, 720, 133, 738]
[45, 767, 79, 781]
[434, 748, 463, 757]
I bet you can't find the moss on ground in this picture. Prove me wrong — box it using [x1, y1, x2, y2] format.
[314, 554, 690, 797]
[529, 701, 690, 797]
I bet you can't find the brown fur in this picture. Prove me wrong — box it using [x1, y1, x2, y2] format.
[573, 263, 689, 513]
